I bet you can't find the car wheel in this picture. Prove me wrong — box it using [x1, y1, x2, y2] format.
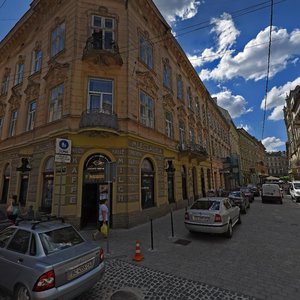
[225, 221, 233, 238]
[237, 214, 242, 224]
[14, 284, 31, 300]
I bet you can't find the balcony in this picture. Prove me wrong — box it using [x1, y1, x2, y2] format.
[177, 142, 208, 161]
[79, 110, 119, 136]
[82, 35, 123, 66]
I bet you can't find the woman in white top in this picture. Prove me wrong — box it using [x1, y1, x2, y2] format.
[92, 199, 109, 240]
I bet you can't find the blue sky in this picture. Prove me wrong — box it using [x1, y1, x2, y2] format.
[1, 0, 299, 152]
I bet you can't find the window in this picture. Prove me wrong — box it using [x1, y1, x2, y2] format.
[1, 73, 9, 95]
[165, 111, 173, 138]
[51, 22, 65, 57]
[14, 63, 24, 85]
[0, 118, 3, 138]
[49, 84, 64, 122]
[26, 101, 36, 131]
[189, 127, 195, 144]
[187, 87, 193, 110]
[140, 90, 154, 128]
[41, 157, 54, 213]
[139, 34, 153, 69]
[8, 229, 31, 254]
[179, 120, 185, 146]
[31, 49, 42, 74]
[177, 75, 183, 100]
[0, 164, 10, 204]
[88, 79, 113, 114]
[91, 16, 115, 50]
[9, 110, 18, 137]
[163, 62, 172, 89]
[195, 98, 200, 115]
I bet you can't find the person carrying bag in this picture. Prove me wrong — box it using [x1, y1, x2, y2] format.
[93, 199, 109, 240]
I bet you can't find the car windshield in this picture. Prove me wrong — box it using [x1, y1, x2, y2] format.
[240, 188, 250, 193]
[229, 192, 241, 197]
[191, 201, 220, 210]
[39, 226, 84, 254]
[294, 183, 300, 189]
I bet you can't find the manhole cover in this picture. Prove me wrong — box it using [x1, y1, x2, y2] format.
[110, 290, 139, 300]
[174, 239, 191, 246]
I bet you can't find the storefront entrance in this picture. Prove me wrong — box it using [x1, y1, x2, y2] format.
[81, 154, 112, 229]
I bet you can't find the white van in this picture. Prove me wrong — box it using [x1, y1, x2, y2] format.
[289, 181, 300, 203]
[261, 183, 283, 204]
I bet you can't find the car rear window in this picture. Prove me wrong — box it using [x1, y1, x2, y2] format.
[191, 201, 220, 210]
[39, 226, 84, 254]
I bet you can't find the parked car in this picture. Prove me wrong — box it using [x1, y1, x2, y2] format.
[0, 217, 105, 300]
[0, 210, 13, 232]
[184, 197, 241, 238]
[228, 191, 250, 214]
[289, 181, 300, 203]
[240, 187, 255, 202]
[247, 184, 260, 196]
[261, 183, 283, 204]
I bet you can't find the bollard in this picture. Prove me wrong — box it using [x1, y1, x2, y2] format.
[150, 219, 154, 250]
[170, 209, 174, 237]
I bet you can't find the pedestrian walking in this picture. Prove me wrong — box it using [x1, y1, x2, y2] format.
[93, 199, 109, 240]
[6, 195, 19, 224]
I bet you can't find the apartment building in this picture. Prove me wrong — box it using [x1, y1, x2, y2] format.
[266, 151, 288, 178]
[0, 0, 232, 228]
[284, 86, 300, 180]
[237, 128, 267, 185]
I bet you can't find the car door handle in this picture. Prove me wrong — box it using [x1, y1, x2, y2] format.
[17, 258, 23, 263]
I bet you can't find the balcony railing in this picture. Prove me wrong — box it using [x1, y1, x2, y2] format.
[82, 35, 123, 66]
[177, 142, 208, 160]
[79, 109, 118, 132]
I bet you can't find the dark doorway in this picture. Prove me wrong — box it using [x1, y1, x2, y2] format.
[201, 168, 206, 197]
[82, 183, 98, 228]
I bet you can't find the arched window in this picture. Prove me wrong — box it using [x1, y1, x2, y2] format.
[141, 158, 155, 209]
[181, 165, 187, 200]
[41, 156, 54, 213]
[1, 164, 10, 204]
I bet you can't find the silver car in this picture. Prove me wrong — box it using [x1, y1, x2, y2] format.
[184, 197, 241, 238]
[0, 218, 105, 300]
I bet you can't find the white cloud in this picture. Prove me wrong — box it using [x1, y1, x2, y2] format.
[153, 0, 202, 23]
[199, 26, 300, 82]
[262, 136, 285, 152]
[260, 77, 300, 120]
[188, 13, 239, 67]
[237, 123, 251, 132]
[213, 89, 253, 118]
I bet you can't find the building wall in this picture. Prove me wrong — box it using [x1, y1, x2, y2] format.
[0, 0, 231, 228]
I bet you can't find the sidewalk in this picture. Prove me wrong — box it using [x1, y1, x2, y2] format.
[80, 208, 187, 262]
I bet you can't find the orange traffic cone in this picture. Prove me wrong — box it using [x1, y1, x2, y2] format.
[133, 240, 144, 262]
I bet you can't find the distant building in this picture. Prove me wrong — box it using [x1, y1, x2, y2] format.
[284, 86, 300, 180]
[266, 151, 289, 178]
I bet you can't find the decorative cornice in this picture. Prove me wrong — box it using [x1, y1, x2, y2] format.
[8, 88, 22, 111]
[136, 70, 159, 98]
[24, 78, 40, 101]
[162, 92, 175, 111]
[43, 60, 69, 82]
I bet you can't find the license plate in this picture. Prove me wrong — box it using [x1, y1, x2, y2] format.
[193, 215, 209, 222]
[68, 258, 95, 280]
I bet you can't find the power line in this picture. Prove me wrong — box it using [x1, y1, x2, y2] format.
[0, 0, 7, 9]
[261, 0, 274, 140]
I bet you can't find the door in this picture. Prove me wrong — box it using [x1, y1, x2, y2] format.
[81, 184, 98, 228]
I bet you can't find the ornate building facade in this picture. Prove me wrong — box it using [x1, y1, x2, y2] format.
[0, 0, 231, 228]
[284, 86, 300, 180]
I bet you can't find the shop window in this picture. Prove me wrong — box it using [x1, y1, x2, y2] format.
[141, 158, 155, 209]
[41, 157, 54, 213]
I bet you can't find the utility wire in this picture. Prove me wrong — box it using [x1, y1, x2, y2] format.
[261, 0, 274, 140]
[0, 0, 285, 85]
[0, 0, 7, 9]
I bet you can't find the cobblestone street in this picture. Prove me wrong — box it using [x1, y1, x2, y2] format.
[80, 259, 257, 300]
